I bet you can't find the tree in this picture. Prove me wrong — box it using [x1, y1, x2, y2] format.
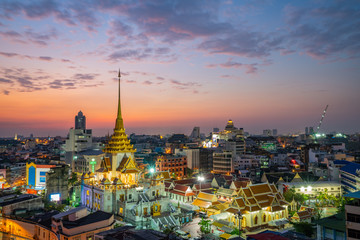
[163, 225, 177, 235]
[292, 222, 314, 237]
[231, 228, 242, 236]
[284, 187, 296, 202]
[68, 172, 78, 186]
[294, 193, 308, 208]
[186, 168, 194, 178]
[335, 196, 352, 213]
[198, 218, 211, 234]
[313, 206, 324, 220]
[316, 189, 329, 207]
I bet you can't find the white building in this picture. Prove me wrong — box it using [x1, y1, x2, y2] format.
[284, 181, 342, 198]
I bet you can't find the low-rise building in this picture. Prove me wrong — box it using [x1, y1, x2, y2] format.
[57, 210, 114, 240]
[316, 212, 346, 240]
[155, 154, 187, 179]
[0, 194, 43, 216]
[282, 181, 342, 198]
[46, 165, 69, 203]
[169, 184, 196, 203]
[224, 183, 289, 232]
[26, 162, 57, 194]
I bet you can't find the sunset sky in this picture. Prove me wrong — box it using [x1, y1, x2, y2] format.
[0, 0, 359, 137]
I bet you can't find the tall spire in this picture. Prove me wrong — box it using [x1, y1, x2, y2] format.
[115, 69, 124, 129]
[103, 69, 135, 154]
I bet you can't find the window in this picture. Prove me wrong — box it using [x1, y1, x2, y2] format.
[347, 213, 360, 223]
[128, 194, 132, 200]
[152, 191, 155, 196]
[348, 229, 360, 239]
[108, 195, 110, 200]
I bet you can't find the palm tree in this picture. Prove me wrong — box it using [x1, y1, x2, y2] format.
[198, 218, 211, 234]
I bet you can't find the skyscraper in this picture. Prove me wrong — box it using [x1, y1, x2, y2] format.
[75, 110, 86, 129]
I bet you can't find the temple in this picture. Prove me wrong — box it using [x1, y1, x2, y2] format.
[81, 71, 180, 230]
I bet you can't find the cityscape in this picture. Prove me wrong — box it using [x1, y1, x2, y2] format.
[0, 1, 359, 240]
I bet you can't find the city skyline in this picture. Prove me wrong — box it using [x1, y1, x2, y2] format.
[0, 0, 359, 137]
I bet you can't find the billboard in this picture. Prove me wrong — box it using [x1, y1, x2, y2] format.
[50, 193, 61, 202]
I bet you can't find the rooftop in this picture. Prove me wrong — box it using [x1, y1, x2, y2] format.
[52, 206, 87, 220]
[0, 194, 40, 207]
[62, 211, 113, 229]
[344, 190, 360, 199]
[340, 162, 360, 175]
[315, 212, 346, 232]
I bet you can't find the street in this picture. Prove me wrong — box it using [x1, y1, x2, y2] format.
[181, 217, 202, 239]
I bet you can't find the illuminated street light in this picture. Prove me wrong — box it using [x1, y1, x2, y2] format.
[198, 176, 204, 192]
[307, 186, 312, 192]
[149, 168, 155, 174]
[236, 211, 243, 237]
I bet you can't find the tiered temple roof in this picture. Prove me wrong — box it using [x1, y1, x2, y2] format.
[103, 70, 135, 154]
[226, 182, 289, 215]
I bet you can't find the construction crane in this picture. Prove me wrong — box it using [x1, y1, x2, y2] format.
[316, 105, 328, 133]
[312, 105, 328, 141]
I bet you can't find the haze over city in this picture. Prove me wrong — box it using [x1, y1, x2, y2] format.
[0, 0, 359, 137]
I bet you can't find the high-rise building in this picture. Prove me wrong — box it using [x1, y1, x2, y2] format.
[75, 110, 86, 130]
[213, 150, 234, 174]
[175, 148, 213, 173]
[272, 129, 278, 136]
[189, 126, 200, 139]
[62, 127, 93, 171]
[263, 129, 272, 136]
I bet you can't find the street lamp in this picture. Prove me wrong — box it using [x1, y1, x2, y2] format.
[149, 168, 155, 183]
[236, 211, 243, 238]
[198, 176, 204, 193]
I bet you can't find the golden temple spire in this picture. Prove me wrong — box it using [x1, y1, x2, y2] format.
[115, 69, 124, 130]
[103, 69, 135, 154]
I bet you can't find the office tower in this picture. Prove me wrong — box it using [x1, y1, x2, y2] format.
[272, 129, 278, 136]
[189, 126, 200, 139]
[75, 110, 86, 130]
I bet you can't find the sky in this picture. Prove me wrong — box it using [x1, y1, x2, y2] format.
[0, 0, 359, 137]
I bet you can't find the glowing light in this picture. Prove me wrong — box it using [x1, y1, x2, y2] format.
[307, 186, 312, 192]
[300, 187, 305, 192]
[198, 176, 204, 182]
[50, 193, 61, 201]
[149, 168, 155, 174]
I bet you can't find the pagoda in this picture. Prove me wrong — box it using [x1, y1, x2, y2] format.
[96, 70, 140, 186]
